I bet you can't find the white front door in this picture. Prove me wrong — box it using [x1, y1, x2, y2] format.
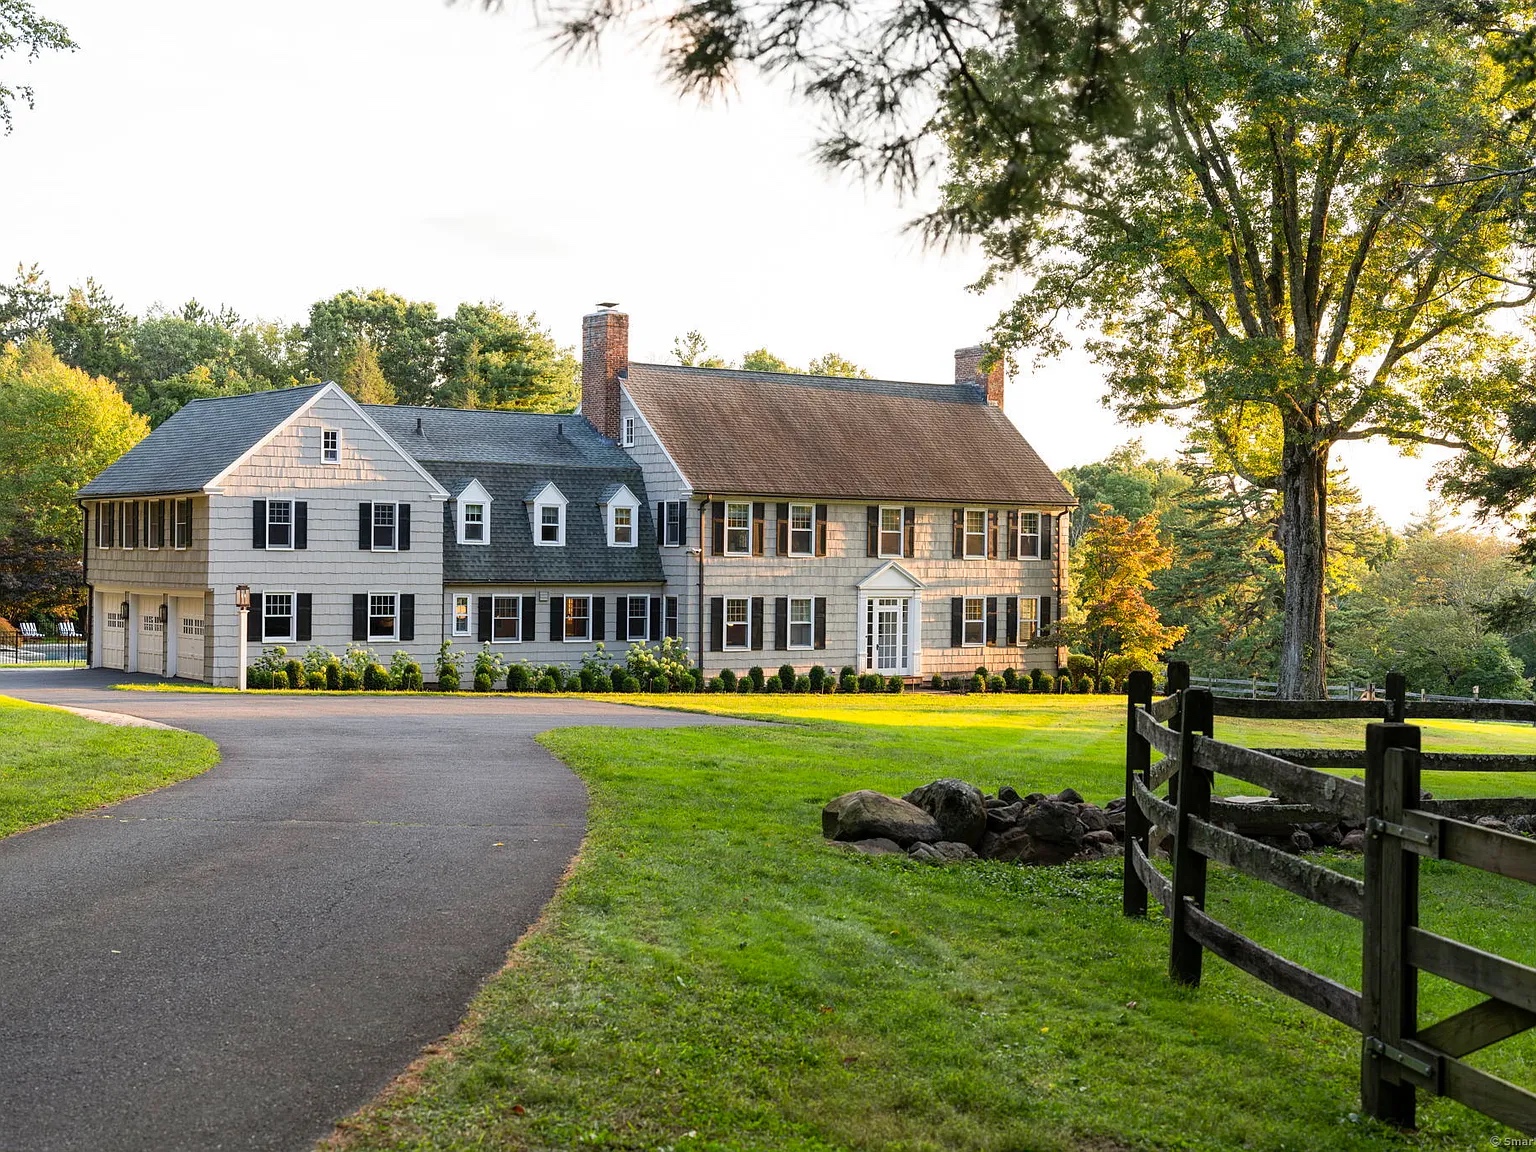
[865, 596, 911, 675]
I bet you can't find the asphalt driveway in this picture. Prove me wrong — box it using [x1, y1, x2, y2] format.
[0, 670, 744, 1152]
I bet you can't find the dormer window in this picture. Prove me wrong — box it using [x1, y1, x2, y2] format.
[600, 483, 640, 548]
[529, 482, 568, 547]
[456, 480, 492, 546]
[613, 505, 633, 544]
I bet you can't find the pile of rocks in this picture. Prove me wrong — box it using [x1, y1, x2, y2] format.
[821, 778, 1127, 865]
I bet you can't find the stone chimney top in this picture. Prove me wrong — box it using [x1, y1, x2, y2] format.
[582, 306, 629, 440]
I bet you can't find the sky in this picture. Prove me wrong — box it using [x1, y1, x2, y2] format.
[3, 0, 1456, 529]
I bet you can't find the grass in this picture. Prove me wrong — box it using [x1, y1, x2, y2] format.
[328, 694, 1536, 1151]
[0, 695, 219, 837]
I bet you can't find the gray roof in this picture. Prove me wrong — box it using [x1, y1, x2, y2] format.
[364, 404, 635, 468]
[425, 461, 663, 586]
[78, 384, 327, 498]
[623, 363, 1075, 505]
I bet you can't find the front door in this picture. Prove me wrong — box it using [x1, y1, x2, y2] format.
[865, 596, 911, 675]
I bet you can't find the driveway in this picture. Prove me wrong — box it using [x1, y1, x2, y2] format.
[0, 671, 744, 1152]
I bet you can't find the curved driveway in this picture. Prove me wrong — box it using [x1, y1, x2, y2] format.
[0, 671, 743, 1152]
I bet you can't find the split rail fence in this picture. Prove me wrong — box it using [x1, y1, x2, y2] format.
[1122, 663, 1536, 1134]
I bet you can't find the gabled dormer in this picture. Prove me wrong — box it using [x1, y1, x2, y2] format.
[598, 482, 640, 548]
[528, 481, 567, 547]
[455, 479, 492, 546]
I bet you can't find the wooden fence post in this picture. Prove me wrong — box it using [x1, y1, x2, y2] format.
[1169, 687, 1214, 985]
[1362, 721, 1422, 1128]
[1123, 669, 1155, 918]
[1386, 672, 1406, 724]
[1165, 661, 1190, 807]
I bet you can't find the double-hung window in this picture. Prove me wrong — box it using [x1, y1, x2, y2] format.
[538, 504, 563, 545]
[878, 506, 904, 557]
[322, 428, 340, 464]
[788, 504, 814, 556]
[263, 592, 295, 641]
[174, 499, 193, 549]
[372, 503, 397, 550]
[628, 595, 649, 641]
[963, 508, 987, 559]
[369, 593, 398, 640]
[493, 595, 521, 641]
[267, 500, 293, 549]
[724, 502, 751, 555]
[1018, 512, 1041, 559]
[611, 504, 634, 546]
[1019, 596, 1040, 640]
[724, 597, 750, 649]
[453, 595, 471, 636]
[622, 416, 635, 446]
[564, 595, 591, 641]
[663, 500, 683, 547]
[788, 598, 814, 649]
[463, 503, 485, 542]
[123, 501, 137, 550]
[962, 597, 985, 646]
[144, 500, 165, 549]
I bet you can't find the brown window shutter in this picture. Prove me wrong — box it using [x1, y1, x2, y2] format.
[776, 503, 789, 555]
[986, 596, 998, 645]
[950, 597, 963, 647]
[750, 596, 765, 650]
[866, 506, 878, 557]
[1008, 511, 1019, 559]
[1006, 596, 1018, 646]
[988, 511, 999, 559]
[815, 505, 828, 556]
[709, 597, 724, 651]
[1040, 595, 1053, 636]
[1041, 514, 1053, 560]
[813, 597, 827, 649]
[752, 502, 766, 555]
[903, 507, 915, 558]
[952, 509, 963, 558]
[711, 500, 725, 555]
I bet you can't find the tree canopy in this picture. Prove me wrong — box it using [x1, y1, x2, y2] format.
[0, 1, 74, 133]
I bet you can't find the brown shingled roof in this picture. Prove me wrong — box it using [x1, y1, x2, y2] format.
[622, 362, 1076, 505]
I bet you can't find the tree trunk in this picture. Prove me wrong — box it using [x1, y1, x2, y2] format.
[1277, 426, 1329, 699]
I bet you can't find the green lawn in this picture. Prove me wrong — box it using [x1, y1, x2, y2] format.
[0, 696, 219, 837]
[328, 694, 1536, 1151]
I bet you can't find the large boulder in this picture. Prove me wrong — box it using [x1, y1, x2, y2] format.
[908, 840, 979, 864]
[839, 837, 904, 856]
[1018, 799, 1086, 848]
[904, 778, 988, 847]
[985, 802, 1024, 833]
[989, 827, 1078, 865]
[823, 791, 943, 846]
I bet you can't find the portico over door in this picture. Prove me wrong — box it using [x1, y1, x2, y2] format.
[856, 560, 924, 677]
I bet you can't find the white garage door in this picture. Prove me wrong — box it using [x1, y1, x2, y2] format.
[137, 610, 164, 676]
[101, 599, 126, 669]
[177, 612, 205, 681]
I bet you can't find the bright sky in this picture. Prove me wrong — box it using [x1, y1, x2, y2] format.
[5, 0, 1453, 528]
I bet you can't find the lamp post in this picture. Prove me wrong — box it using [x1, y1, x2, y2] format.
[235, 584, 250, 691]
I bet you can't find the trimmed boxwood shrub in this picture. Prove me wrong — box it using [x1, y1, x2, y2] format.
[270, 670, 289, 689]
[737, 676, 753, 693]
[249, 669, 273, 689]
[324, 660, 341, 690]
[794, 674, 811, 693]
[542, 665, 567, 691]
[887, 676, 903, 694]
[719, 668, 738, 692]
[705, 676, 722, 693]
[285, 659, 306, 690]
[1056, 674, 1072, 694]
[1075, 674, 1093, 693]
[1017, 675, 1033, 694]
[1098, 676, 1114, 694]
[859, 672, 883, 693]
[1002, 667, 1017, 689]
[437, 667, 459, 692]
[838, 669, 858, 693]
[808, 665, 827, 692]
[341, 668, 363, 691]
[363, 664, 390, 691]
[970, 673, 986, 693]
[535, 673, 557, 693]
[974, 665, 988, 681]
[748, 666, 766, 691]
[1032, 668, 1050, 692]
[987, 674, 1005, 694]
[398, 664, 424, 691]
[306, 670, 327, 691]
[931, 673, 946, 690]
[506, 664, 531, 692]
[778, 664, 796, 690]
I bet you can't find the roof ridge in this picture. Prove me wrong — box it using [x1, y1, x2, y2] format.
[628, 361, 974, 394]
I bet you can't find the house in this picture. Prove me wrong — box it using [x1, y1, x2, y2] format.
[76, 307, 1073, 685]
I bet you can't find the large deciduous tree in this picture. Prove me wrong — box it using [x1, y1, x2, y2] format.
[503, 0, 1536, 697]
[437, 302, 578, 411]
[305, 289, 441, 406]
[0, 1, 74, 133]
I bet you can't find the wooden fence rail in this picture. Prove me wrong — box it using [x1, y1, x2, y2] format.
[1121, 663, 1536, 1135]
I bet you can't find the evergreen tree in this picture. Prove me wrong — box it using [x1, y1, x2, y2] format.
[339, 338, 396, 405]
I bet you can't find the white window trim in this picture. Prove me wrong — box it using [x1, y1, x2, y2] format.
[609, 501, 638, 548]
[372, 502, 399, 552]
[622, 416, 635, 447]
[460, 502, 488, 546]
[452, 594, 471, 636]
[1018, 595, 1041, 640]
[962, 597, 986, 647]
[788, 597, 814, 650]
[322, 427, 340, 465]
[787, 502, 815, 557]
[173, 498, 192, 551]
[877, 505, 905, 559]
[562, 594, 593, 642]
[963, 507, 988, 560]
[491, 594, 523, 643]
[724, 501, 752, 556]
[627, 594, 650, 642]
[97, 503, 114, 549]
[536, 503, 565, 547]
[267, 498, 295, 551]
[144, 501, 160, 551]
[724, 595, 751, 650]
[368, 591, 399, 641]
[663, 500, 684, 548]
[1017, 510, 1041, 560]
[263, 590, 296, 642]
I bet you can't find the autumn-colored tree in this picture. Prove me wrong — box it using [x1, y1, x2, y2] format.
[338, 338, 396, 405]
[1058, 511, 1185, 684]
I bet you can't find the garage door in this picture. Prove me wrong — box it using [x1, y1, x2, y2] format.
[101, 597, 126, 669]
[137, 609, 164, 676]
[177, 611, 205, 681]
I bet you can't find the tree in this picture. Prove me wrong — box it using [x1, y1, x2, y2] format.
[1057, 511, 1185, 684]
[305, 289, 440, 406]
[740, 348, 794, 374]
[1059, 443, 1186, 544]
[671, 330, 725, 368]
[514, 0, 1536, 698]
[48, 278, 134, 382]
[0, 524, 81, 623]
[806, 352, 871, 379]
[0, 339, 147, 541]
[0, 262, 59, 345]
[437, 302, 578, 411]
[0, 1, 75, 133]
[338, 338, 395, 405]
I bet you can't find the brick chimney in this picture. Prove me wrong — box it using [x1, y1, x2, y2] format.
[955, 345, 1005, 407]
[582, 305, 628, 440]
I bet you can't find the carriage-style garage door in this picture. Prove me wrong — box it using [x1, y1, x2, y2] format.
[101, 598, 126, 669]
[137, 608, 165, 676]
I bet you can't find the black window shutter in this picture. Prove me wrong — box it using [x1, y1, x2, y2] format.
[1006, 596, 1018, 646]
[950, 597, 963, 647]
[709, 596, 724, 651]
[352, 593, 367, 641]
[986, 596, 999, 645]
[295, 502, 308, 550]
[777, 503, 789, 555]
[866, 506, 878, 557]
[815, 505, 828, 556]
[903, 507, 915, 558]
[680, 502, 689, 547]
[401, 594, 415, 641]
[1041, 514, 1053, 560]
[155, 500, 166, 546]
[665, 596, 678, 639]
[592, 596, 606, 640]
[399, 504, 411, 550]
[1008, 511, 1019, 559]
[296, 593, 312, 642]
[813, 597, 827, 649]
[478, 596, 492, 641]
[1040, 595, 1053, 636]
[952, 509, 964, 558]
[551, 597, 564, 641]
[988, 511, 999, 559]
[252, 500, 267, 549]
[752, 502, 766, 556]
[250, 591, 263, 642]
[750, 596, 765, 650]
[359, 503, 372, 550]
[616, 596, 630, 641]
[711, 500, 725, 555]
[775, 596, 789, 650]
[656, 503, 665, 545]
[649, 596, 662, 641]
[521, 596, 535, 640]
